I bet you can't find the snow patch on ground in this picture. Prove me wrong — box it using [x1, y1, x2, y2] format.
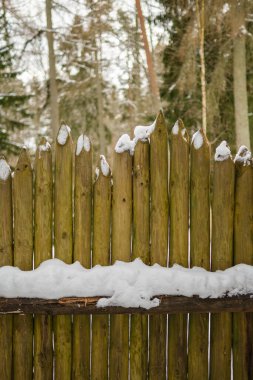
[76, 134, 90, 155]
[1, 259, 253, 309]
[57, 124, 71, 145]
[192, 130, 204, 149]
[0, 158, 11, 180]
[214, 141, 231, 161]
[234, 145, 252, 166]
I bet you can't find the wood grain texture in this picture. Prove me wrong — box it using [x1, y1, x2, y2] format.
[168, 119, 189, 380]
[0, 295, 253, 315]
[110, 150, 132, 380]
[188, 130, 210, 380]
[92, 161, 111, 380]
[13, 148, 33, 380]
[233, 161, 253, 380]
[73, 140, 92, 380]
[149, 111, 168, 380]
[0, 157, 13, 379]
[54, 128, 73, 380]
[34, 138, 53, 380]
[210, 157, 235, 380]
[131, 140, 150, 380]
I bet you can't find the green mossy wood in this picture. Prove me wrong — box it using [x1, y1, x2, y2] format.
[110, 150, 132, 380]
[168, 119, 189, 379]
[188, 130, 210, 380]
[13, 148, 33, 380]
[92, 160, 111, 380]
[73, 138, 92, 380]
[54, 127, 73, 380]
[210, 157, 235, 380]
[34, 138, 53, 380]
[149, 111, 168, 380]
[233, 160, 253, 380]
[0, 157, 13, 379]
[131, 140, 150, 380]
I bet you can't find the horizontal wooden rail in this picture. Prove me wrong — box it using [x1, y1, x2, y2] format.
[0, 295, 253, 315]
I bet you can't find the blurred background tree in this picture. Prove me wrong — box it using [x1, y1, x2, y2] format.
[0, 0, 252, 162]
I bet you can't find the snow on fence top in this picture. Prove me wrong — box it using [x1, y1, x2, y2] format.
[76, 134, 90, 155]
[1, 258, 253, 309]
[234, 145, 252, 166]
[214, 140, 232, 161]
[57, 123, 71, 145]
[0, 157, 11, 181]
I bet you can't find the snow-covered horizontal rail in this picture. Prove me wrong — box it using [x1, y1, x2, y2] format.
[1, 294, 253, 315]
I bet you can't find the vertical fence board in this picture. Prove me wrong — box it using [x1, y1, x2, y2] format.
[131, 140, 150, 380]
[149, 111, 168, 380]
[13, 148, 33, 380]
[0, 157, 13, 379]
[92, 157, 111, 380]
[210, 152, 234, 380]
[110, 150, 132, 380]
[188, 130, 210, 380]
[34, 138, 53, 380]
[168, 119, 189, 379]
[233, 152, 253, 380]
[73, 136, 92, 380]
[54, 125, 73, 380]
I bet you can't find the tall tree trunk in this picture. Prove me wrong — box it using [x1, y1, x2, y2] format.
[94, 38, 106, 155]
[196, 0, 207, 133]
[231, 0, 250, 148]
[135, 0, 160, 112]
[46, 0, 59, 141]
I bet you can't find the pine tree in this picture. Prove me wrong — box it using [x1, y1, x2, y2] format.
[0, 1, 30, 153]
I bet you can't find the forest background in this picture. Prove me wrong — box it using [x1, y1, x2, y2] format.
[0, 0, 252, 165]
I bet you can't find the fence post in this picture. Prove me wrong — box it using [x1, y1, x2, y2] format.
[13, 148, 33, 379]
[34, 138, 53, 380]
[210, 142, 234, 380]
[92, 156, 111, 380]
[131, 140, 150, 380]
[54, 124, 73, 380]
[168, 119, 189, 379]
[0, 157, 13, 379]
[149, 111, 168, 379]
[233, 147, 253, 379]
[188, 130, 210, 379]
[110, 148, 132, 380]
[73, 135, 92, 379]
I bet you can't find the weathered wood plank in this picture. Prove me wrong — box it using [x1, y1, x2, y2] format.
[168, 119, 189, 380]
[73, 135, 92, 380]
[131, 140, 150, 380]
[188, 130, 210, 380]
[0, 295, 253, 315]
[92, 157, 111, 380]
[34, 138, 53, 380]
[210, 153, 235, 380]
[233, 152, 253, 380]
[149, 111, 168, 380]
[110, 149, 132, 380]
[54, 125, 73, 380]
[0, 157, 13, 379]
[13, 148, 33, 380]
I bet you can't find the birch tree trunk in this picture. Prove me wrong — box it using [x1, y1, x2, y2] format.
[46, 0, 60, 141]
[231, 0, 250, 148]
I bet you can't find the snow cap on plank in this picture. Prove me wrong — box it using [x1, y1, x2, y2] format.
[0, 156, 11, 181]
[214, 141, 231, 162]
[234, 145, 252, 166]
[57, 123, 71, 145]
[76, 134, 90, 155]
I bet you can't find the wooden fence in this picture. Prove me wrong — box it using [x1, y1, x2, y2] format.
[0, 110, 252, 379]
